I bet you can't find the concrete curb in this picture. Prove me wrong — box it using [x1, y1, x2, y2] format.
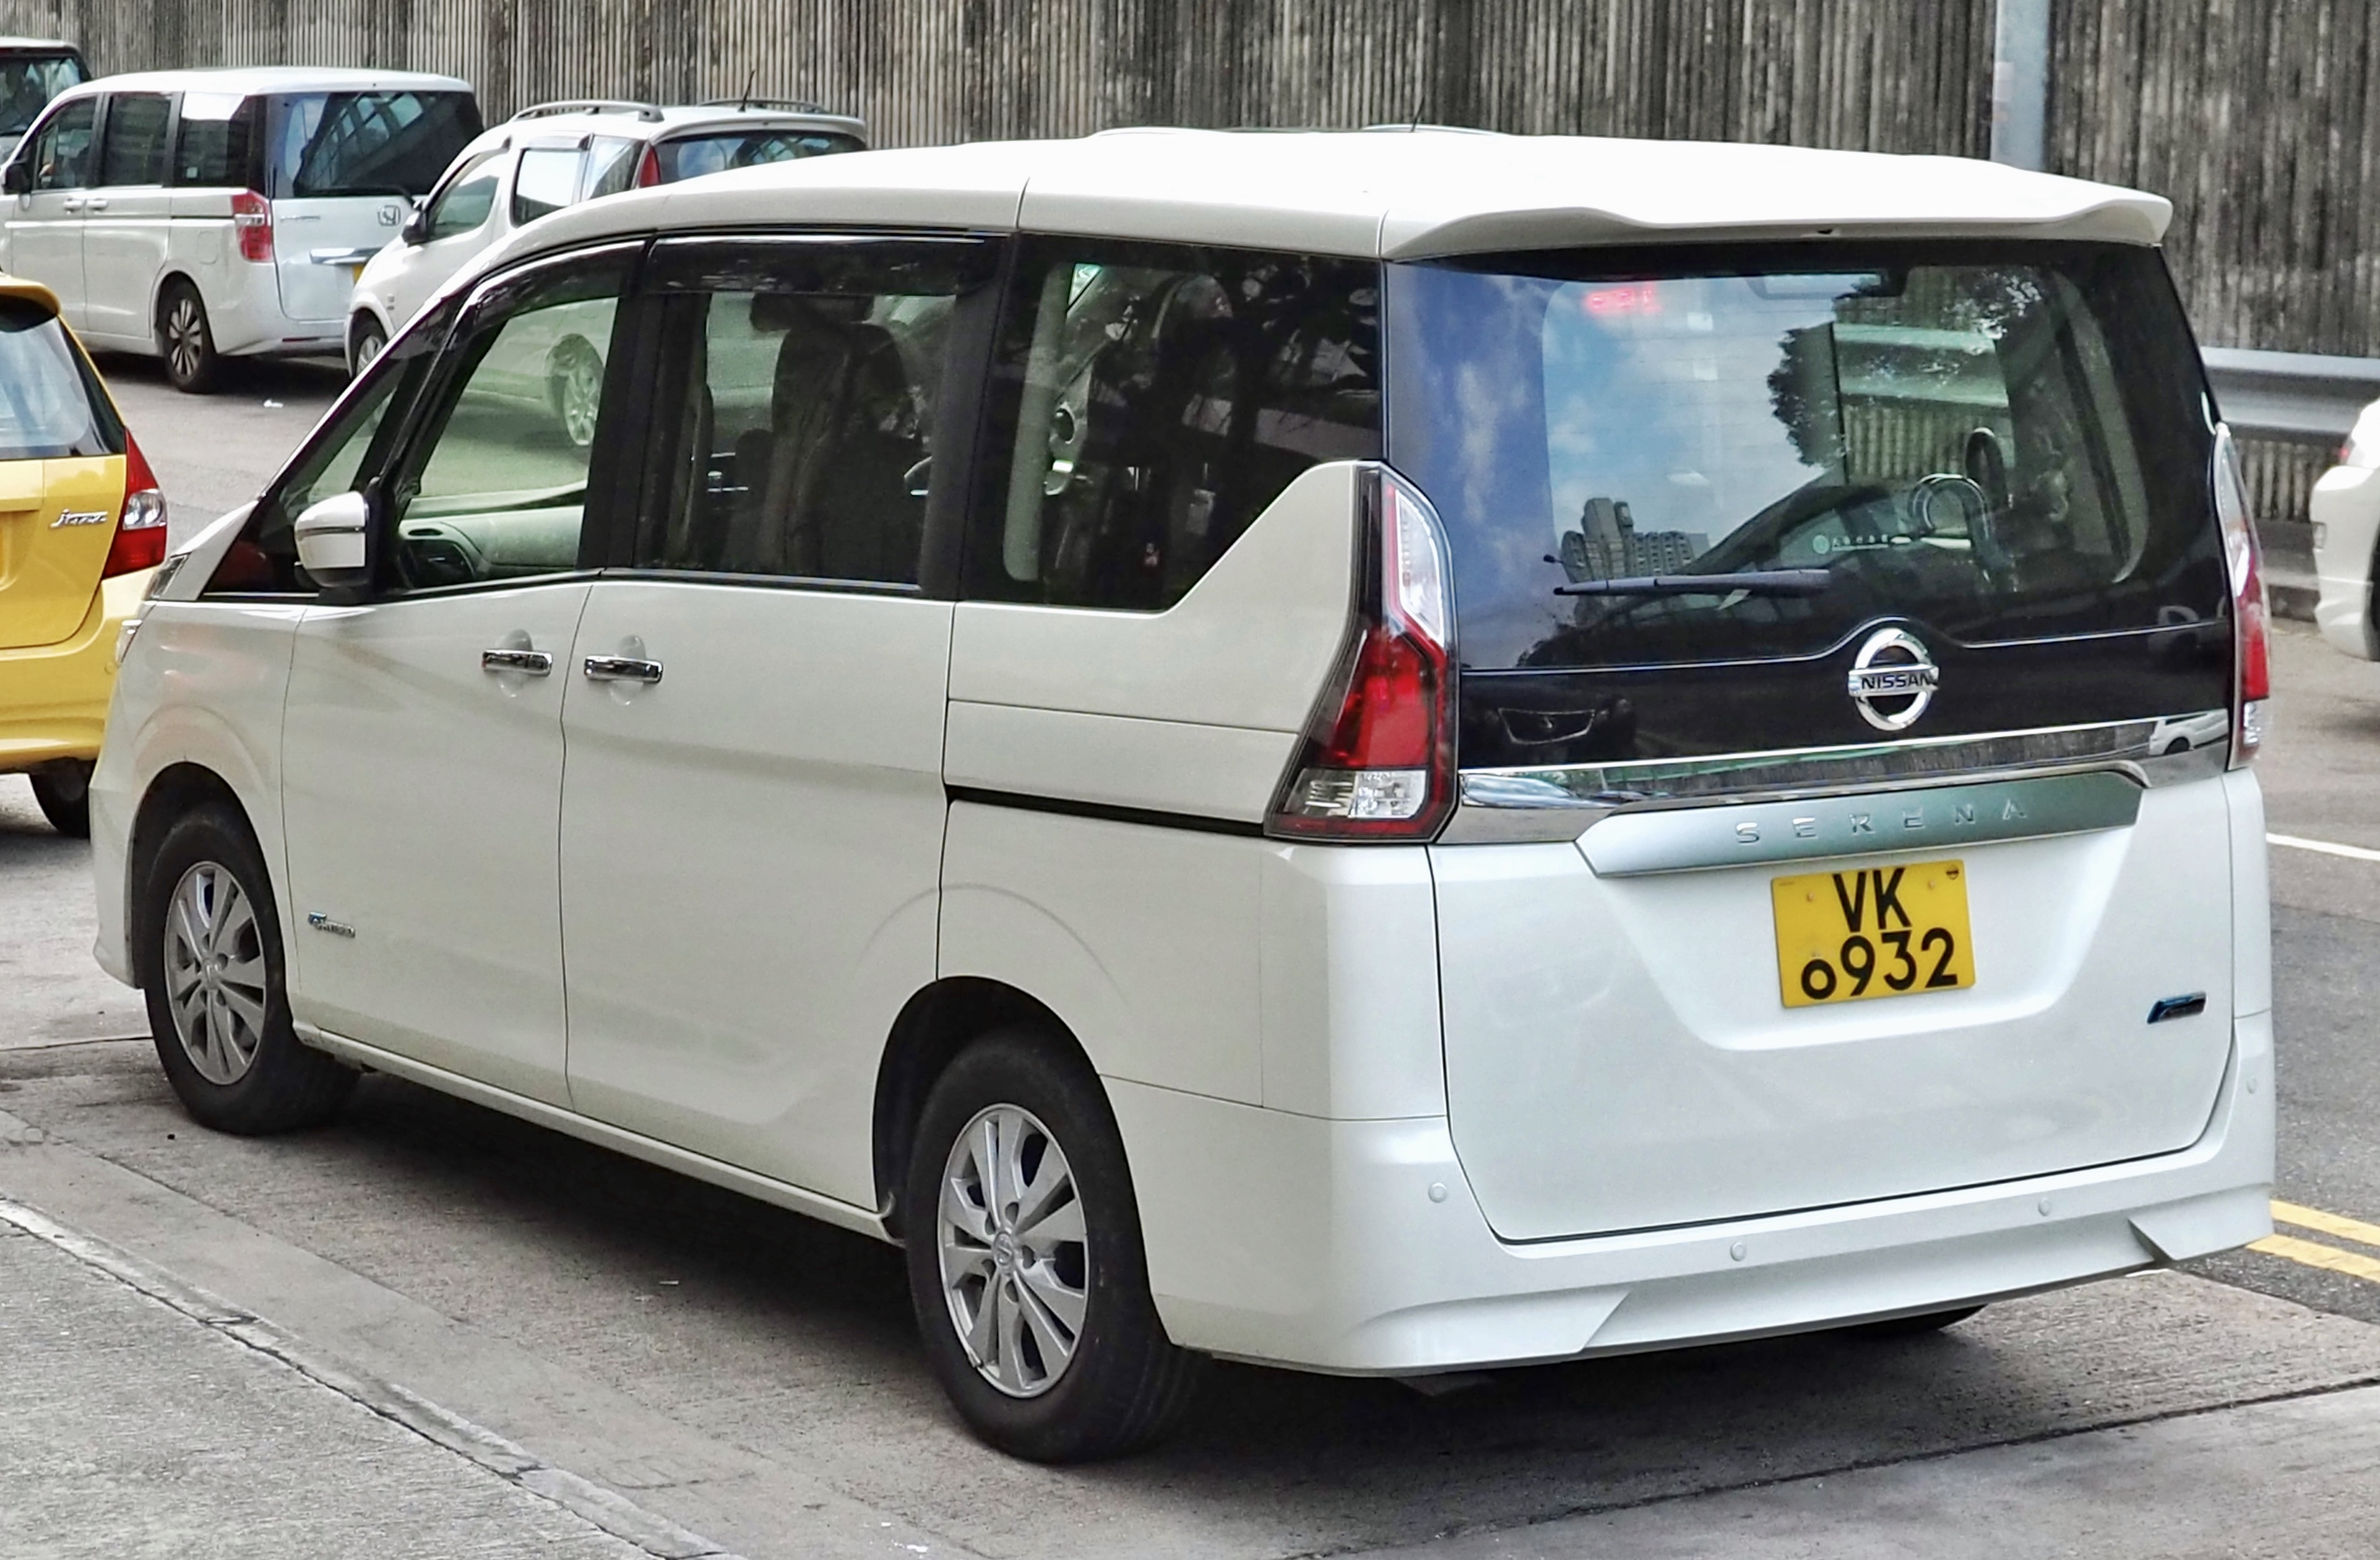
[0, 1187, 747, 1560]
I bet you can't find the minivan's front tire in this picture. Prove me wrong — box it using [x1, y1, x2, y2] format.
[158, 282, 222, 394]
[28, 761, 92, 837]
[137, 806, 355, 1134]
[903, 1028, 1205, 1461]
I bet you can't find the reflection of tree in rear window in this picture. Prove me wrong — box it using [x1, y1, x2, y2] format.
[272, 92, 480, 199]
[654, 130, 860, 182]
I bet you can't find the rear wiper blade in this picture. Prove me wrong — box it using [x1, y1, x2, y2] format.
[1554, 569, 1832, 597]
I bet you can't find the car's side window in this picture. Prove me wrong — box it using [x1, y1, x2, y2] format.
[207, 306, 450, 597]
[510, 147, 584, 226]
[381, 254, 630, 592]
[584, 136, 639, 199]
[172, 93, 257, 187]
[632, 235, 999, 587]
[26, 97, 95, 191]
[95, 93, 171, 187]
[968, 236, 1381, 611]
[422, 152, 500, 241]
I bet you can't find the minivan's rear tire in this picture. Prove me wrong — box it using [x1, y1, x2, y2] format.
[348, 315, 387, 379]
[28, 761, 92, 838]
[158, 282, 222, 394]
[137, 805, 355, 1134]
[903, 1027, 1205, 1461]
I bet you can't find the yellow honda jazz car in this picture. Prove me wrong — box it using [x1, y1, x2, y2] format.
[1, 274, 164, 835]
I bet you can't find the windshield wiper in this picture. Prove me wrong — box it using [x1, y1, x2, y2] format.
[1554, 568, 1832, 598]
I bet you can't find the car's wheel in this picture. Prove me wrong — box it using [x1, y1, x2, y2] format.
[158, 281, 222, 394]
[28, 761, 92, 838]
[348, 315, 387, 379]
[1845, 1305, 1984, 1339]
[903, 1027, 1205, 1462]
[548, 336, 604, 448]
[136, 804, 355, 1134]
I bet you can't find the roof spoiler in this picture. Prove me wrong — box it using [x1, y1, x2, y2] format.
[697, 95, 832, 114]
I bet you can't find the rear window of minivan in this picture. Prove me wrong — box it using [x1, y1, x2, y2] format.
[265, 90, 480, 199]
[1386, 243, 2225, 673]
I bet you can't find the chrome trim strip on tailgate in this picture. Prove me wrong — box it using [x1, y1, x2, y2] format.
[1442, 710, 2228, 846]
[1580, 769, 2144, 876]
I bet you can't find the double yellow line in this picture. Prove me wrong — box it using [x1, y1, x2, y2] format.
[2253, 1200, 2380, 1283]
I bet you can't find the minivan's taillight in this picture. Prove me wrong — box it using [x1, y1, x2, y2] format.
[2213, 425, 2268, 765]
[1269, 465, 1457, 840]
[102, 434, 168, 579]
[231, 190, 274, 262]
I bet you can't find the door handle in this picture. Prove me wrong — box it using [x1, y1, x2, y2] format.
[59, 198, 82, 213]
[582, 655, 663, 684]
[480, 647, 553, 676]
[81, 197, 106, 212]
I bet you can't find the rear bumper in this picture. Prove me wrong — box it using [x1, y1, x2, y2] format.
[0, 570, 146, 772]
[1114, 1010, 2273, 1376]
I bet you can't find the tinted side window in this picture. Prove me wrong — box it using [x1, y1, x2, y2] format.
[382, 256, 629, 591]
[634, 236, 998, 586]
[97, 93, 171, 186]
[970, 237, 1380, 611]
[209, 306, 447, 596]
[265, 90, 481, 199]
[510, 147, 582, 226]
[172, 93, 259, 187]
[26, 97, 94, 190]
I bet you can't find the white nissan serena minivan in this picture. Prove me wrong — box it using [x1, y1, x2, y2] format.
[92, 129, 2275, 1462]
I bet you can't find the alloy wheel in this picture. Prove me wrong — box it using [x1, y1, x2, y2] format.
[936, 1103, 1090, 1398]
[161, 861, 269, 1086]
[166, 296, 207, 384]
[557, 347, 602, 447]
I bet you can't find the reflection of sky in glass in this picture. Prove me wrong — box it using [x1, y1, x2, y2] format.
[1540, 277, 1840, 553]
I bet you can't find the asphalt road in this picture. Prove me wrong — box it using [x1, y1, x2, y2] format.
[8, 357, 2380, 1556]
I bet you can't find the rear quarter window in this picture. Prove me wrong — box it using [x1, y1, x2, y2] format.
[172, 92, 259, 187]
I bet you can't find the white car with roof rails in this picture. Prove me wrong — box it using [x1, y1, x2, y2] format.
[93, 127, 2276, 1462]
[0, 66, 480, 391]
[345, 96, 866, 381]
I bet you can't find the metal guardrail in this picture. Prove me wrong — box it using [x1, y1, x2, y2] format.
[2202, 347, 2380, 446]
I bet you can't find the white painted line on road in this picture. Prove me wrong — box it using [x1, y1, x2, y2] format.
[2269, 832, 2380, 864]
[0, 1187, 748, 1560]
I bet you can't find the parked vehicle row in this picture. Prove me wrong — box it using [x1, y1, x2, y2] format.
[94, 129, 2275, 1460]
[0, 64, 865, 394]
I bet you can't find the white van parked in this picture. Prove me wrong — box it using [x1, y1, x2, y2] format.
[348, 97, 865, 377]
[0, 67, 480, 390]
[93, 129, 2275, 1462]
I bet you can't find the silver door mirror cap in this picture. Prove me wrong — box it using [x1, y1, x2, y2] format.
[292, 489, 373, 587]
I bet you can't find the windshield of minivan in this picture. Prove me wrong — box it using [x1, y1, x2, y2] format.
[1386, 243, 2225, 671]
[0, 296, 121, 459]
[0, 53, 82, 137]
[267, 90, 480, 199]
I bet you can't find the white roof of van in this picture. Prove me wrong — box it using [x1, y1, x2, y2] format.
[0, 37, 78, 50]
[53, 66, 471, 97]
[495, 127, 2173, 271]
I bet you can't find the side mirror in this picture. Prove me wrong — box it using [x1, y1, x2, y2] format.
[400, 197, 429, 245]
[293, 489, 374, 591]
[1, 162, 30, 196]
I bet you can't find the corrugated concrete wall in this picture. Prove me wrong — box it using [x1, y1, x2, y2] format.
[0, 0, 2361, 363]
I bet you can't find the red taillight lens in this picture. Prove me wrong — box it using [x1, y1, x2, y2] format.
[2214, 426, 2268, 764]
[1269, 467, 1457, 840]
[231, 190, 274, 262]
[102, 434, 168, 579]
[634, 146, 663, 188]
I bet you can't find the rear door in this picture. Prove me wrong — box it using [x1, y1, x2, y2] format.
[0, 290, 123, 649]
[1390, 242, 2242, 1239]
[263, 89, 477, 323]
[80, 90, 174, 347]
[4, 96, 94, 324]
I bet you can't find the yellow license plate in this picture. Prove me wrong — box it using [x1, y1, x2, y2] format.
[1772, 859, 1976, 1007]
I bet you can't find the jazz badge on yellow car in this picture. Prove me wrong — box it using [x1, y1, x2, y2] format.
[1772, 860, 1976, 1007]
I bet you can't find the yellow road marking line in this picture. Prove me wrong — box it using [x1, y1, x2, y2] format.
[2249, 1233, 2380, 1285]
[2269, 832, 2380, 864]
[2272, 1199, 2380, 1252]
